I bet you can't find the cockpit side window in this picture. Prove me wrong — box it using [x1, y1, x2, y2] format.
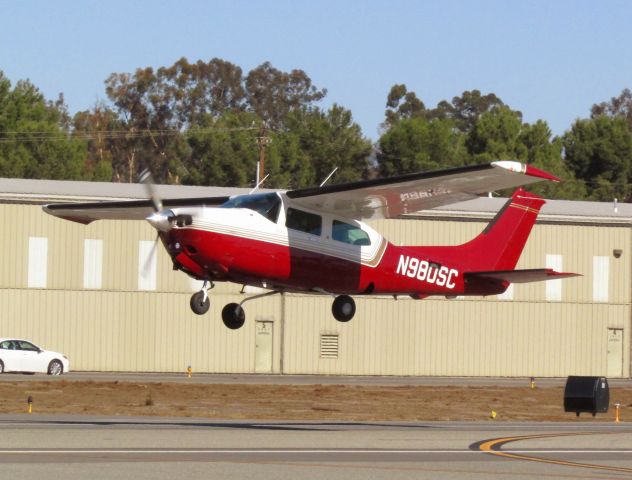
[220, 193, 281, 223]
[332, 220, 371, 246]
[286, 208, 322, 236]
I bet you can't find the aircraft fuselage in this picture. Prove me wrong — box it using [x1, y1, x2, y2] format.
[160, 192, 476, 298]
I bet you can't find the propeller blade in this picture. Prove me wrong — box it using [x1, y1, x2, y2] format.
[138, 168, 163, 213]
[141, 233, 160, 280]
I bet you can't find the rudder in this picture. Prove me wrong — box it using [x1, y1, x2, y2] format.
[460, 188, 545, 271]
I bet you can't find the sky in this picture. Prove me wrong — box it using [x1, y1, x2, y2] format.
[2, 0, 632, 140]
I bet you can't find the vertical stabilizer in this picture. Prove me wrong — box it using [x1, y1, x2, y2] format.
[460, 188, 545, 271]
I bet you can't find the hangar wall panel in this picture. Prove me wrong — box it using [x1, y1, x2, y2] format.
[282, 295, 629, 377]
[0, 288, 282, 373]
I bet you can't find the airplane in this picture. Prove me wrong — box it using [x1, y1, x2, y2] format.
[43, 160, 578, 330]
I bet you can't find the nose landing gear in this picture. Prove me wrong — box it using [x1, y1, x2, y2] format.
[190, 281, 213, 315]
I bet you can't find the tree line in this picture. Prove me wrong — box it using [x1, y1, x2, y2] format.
[1, 57, 632, 201]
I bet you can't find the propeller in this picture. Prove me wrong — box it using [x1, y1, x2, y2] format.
[140, 236, 159, 280]
[138, 168, 164, 279]
[139, 168, 163, 213]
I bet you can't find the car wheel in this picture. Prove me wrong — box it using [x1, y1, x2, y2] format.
[0, 360, 4, 374]
[47, 360, 63, 376]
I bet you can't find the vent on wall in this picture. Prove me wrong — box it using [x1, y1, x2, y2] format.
[320, 334, 339, 359]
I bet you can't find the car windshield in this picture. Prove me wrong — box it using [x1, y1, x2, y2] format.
[220, 193, 280, 223]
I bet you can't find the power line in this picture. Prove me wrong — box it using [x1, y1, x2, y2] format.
[0, 125, 261, 143]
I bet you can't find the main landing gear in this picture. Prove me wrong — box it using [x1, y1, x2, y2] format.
[332, 295, 356, 322]
[189, 285, 358, 329]
[221, 303, 245, 330]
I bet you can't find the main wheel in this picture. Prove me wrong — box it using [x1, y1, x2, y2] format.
[332, 295, 356, 322]
[47, 359, 63, 376]
[0, 360, 4, 374]
[222, 303, 246, 330]
[190, 291, 210, 315]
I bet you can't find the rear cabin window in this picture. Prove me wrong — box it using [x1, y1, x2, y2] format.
[286, 208, 322, 236]
[332, 220, 371, 246]
[220, 193, 281, 223]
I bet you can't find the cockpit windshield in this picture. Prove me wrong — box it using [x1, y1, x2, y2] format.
[220, 192, 281, 223]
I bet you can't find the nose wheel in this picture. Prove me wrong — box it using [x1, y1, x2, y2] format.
[190, 281, 212, 315]
[332, 295, 355, 322]
[190, 291, 210, 315]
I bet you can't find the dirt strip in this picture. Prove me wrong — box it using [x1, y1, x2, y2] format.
[0, 381, 631, 421]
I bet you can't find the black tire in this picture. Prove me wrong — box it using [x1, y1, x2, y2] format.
[190, 291, 210, 315]
[47, 359, 63, 376]
[0, 360, 4, 374]
[332, 295, 356, 322]
[221, 303, 246, 330]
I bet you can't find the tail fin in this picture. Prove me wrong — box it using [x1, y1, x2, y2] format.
[459, 188, 544, 271]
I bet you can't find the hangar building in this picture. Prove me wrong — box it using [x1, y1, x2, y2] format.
[0, 178, 629, 378]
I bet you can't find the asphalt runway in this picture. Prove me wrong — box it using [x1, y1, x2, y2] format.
[1, 415, 631, 479]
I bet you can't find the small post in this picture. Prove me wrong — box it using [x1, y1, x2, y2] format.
[187, 365, 192, 378]
[27, 395, 33, 414]
[530, 377, 536, 389]
[615, 402, 621, 423]
[489, 410, 497, 420]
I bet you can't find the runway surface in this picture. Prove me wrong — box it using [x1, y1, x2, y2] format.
[1, 415, 631, 479]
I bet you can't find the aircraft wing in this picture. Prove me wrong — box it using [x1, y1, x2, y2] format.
[465, 269, 581, 284]
[43, 196, 230, 225]
[285, 161, 559, 220]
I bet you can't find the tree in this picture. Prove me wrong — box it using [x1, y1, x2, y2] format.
[72, 102, 121, 181]
[183, 111, 259, 187]
[0, 72, 86, 180]
[434, 90, 506, 132]
[466, 105, 525, 162]
[157, 57, 247, 127]
[382, 86, 507, 133]
[245, 62, 327, 129]
[591, 88, 632, 131]
[517, 120, 586, 199]
[282, 104, 372, 186]
[384, 84, 426, 126]
[377, 116, 468, 176]
[105, 67, 188, 183]
[563, 115, 632, 201]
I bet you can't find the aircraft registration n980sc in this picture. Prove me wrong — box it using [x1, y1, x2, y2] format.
[43, 161, 579, 330]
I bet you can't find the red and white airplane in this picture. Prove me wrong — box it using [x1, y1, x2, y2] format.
[44, 161, 578, 329]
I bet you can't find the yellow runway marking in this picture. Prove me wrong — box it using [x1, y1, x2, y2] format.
[477, 432, 632, 474]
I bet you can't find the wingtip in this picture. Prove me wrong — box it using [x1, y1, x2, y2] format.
[547, 269, 582, 279]
[492, 161, 561, 182]
[525, 164, 561, 183]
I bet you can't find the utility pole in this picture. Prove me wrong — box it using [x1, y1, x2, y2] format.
[256, 123, 271, 185]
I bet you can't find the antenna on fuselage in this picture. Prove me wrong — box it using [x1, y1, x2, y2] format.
[319, 167, 338, 187]
[249, 173, 269, 194]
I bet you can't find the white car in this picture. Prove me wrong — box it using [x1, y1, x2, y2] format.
[0, 338, 70, 375]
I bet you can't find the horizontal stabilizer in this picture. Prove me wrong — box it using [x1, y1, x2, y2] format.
[466, 268, 581, 284]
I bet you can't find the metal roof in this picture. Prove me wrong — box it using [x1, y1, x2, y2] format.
[1, 177, 630, 225]
[416, 195, 632, 225]
[0, 177, 255, 203]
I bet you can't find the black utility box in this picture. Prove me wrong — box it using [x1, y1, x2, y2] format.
[563, 376, 609, 416]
